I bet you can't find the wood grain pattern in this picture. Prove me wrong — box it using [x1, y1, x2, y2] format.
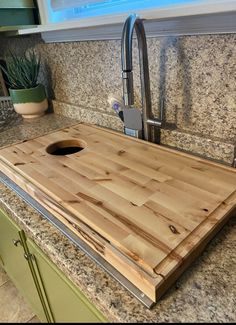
[0, 123, 235, 302]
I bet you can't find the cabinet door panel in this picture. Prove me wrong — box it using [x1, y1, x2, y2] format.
[28, 239, 107, 323]
[0, 0, 37, 26]
[0, 210, 46, 322]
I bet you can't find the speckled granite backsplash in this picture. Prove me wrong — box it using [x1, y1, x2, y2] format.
[0, 34, 235, 164]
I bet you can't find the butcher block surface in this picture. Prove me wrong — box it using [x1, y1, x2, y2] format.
[0, 123, 235, 302]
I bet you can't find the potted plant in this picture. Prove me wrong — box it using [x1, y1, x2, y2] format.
[0, 51, 48, 119]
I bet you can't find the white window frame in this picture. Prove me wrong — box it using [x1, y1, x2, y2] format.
[18, 0, 236, 42]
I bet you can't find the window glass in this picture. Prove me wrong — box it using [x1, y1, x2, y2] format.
[48, 0, 200, 23]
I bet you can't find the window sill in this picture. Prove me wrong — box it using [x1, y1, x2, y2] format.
[13, 11, 236, 43]
[0, 25, 36, 36]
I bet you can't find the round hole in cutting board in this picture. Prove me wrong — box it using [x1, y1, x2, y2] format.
[46, 139, 86, 156]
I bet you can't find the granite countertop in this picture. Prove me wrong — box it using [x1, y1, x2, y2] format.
[0, 113, 235, 322]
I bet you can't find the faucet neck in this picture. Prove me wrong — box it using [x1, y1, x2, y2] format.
[121, 14, 153, 141]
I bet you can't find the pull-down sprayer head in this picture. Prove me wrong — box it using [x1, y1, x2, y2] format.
[121, 14, 140, 106]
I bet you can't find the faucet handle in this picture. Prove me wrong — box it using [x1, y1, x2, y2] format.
[123, 108, 142, 130]
[123, 107, 143, 139]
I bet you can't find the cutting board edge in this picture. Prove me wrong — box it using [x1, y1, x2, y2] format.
[154, 200, 235, 300]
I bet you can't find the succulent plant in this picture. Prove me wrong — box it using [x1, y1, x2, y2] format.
[0, 51, 41, 90]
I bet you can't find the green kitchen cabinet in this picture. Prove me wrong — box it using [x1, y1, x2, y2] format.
[0, 209, 47, 322]
[0, 208, 107, 323]
[27, 238, 107, 323]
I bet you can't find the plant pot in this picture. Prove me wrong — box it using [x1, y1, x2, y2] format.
[9, 84, 48, 119]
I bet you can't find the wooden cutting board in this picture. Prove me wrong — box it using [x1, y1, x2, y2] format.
[0, 123, 235, 302]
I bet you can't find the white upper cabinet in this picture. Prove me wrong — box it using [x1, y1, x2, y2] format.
[0, 0, 38, 33]
[18, 0, 236, 42]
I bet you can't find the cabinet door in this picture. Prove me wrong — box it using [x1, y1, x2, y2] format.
[0, 210, 47, 322]
[0, 0, 38, 26]
[27, 238, 107, 323]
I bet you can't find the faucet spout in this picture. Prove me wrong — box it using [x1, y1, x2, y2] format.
[121, 14, 163, 142]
